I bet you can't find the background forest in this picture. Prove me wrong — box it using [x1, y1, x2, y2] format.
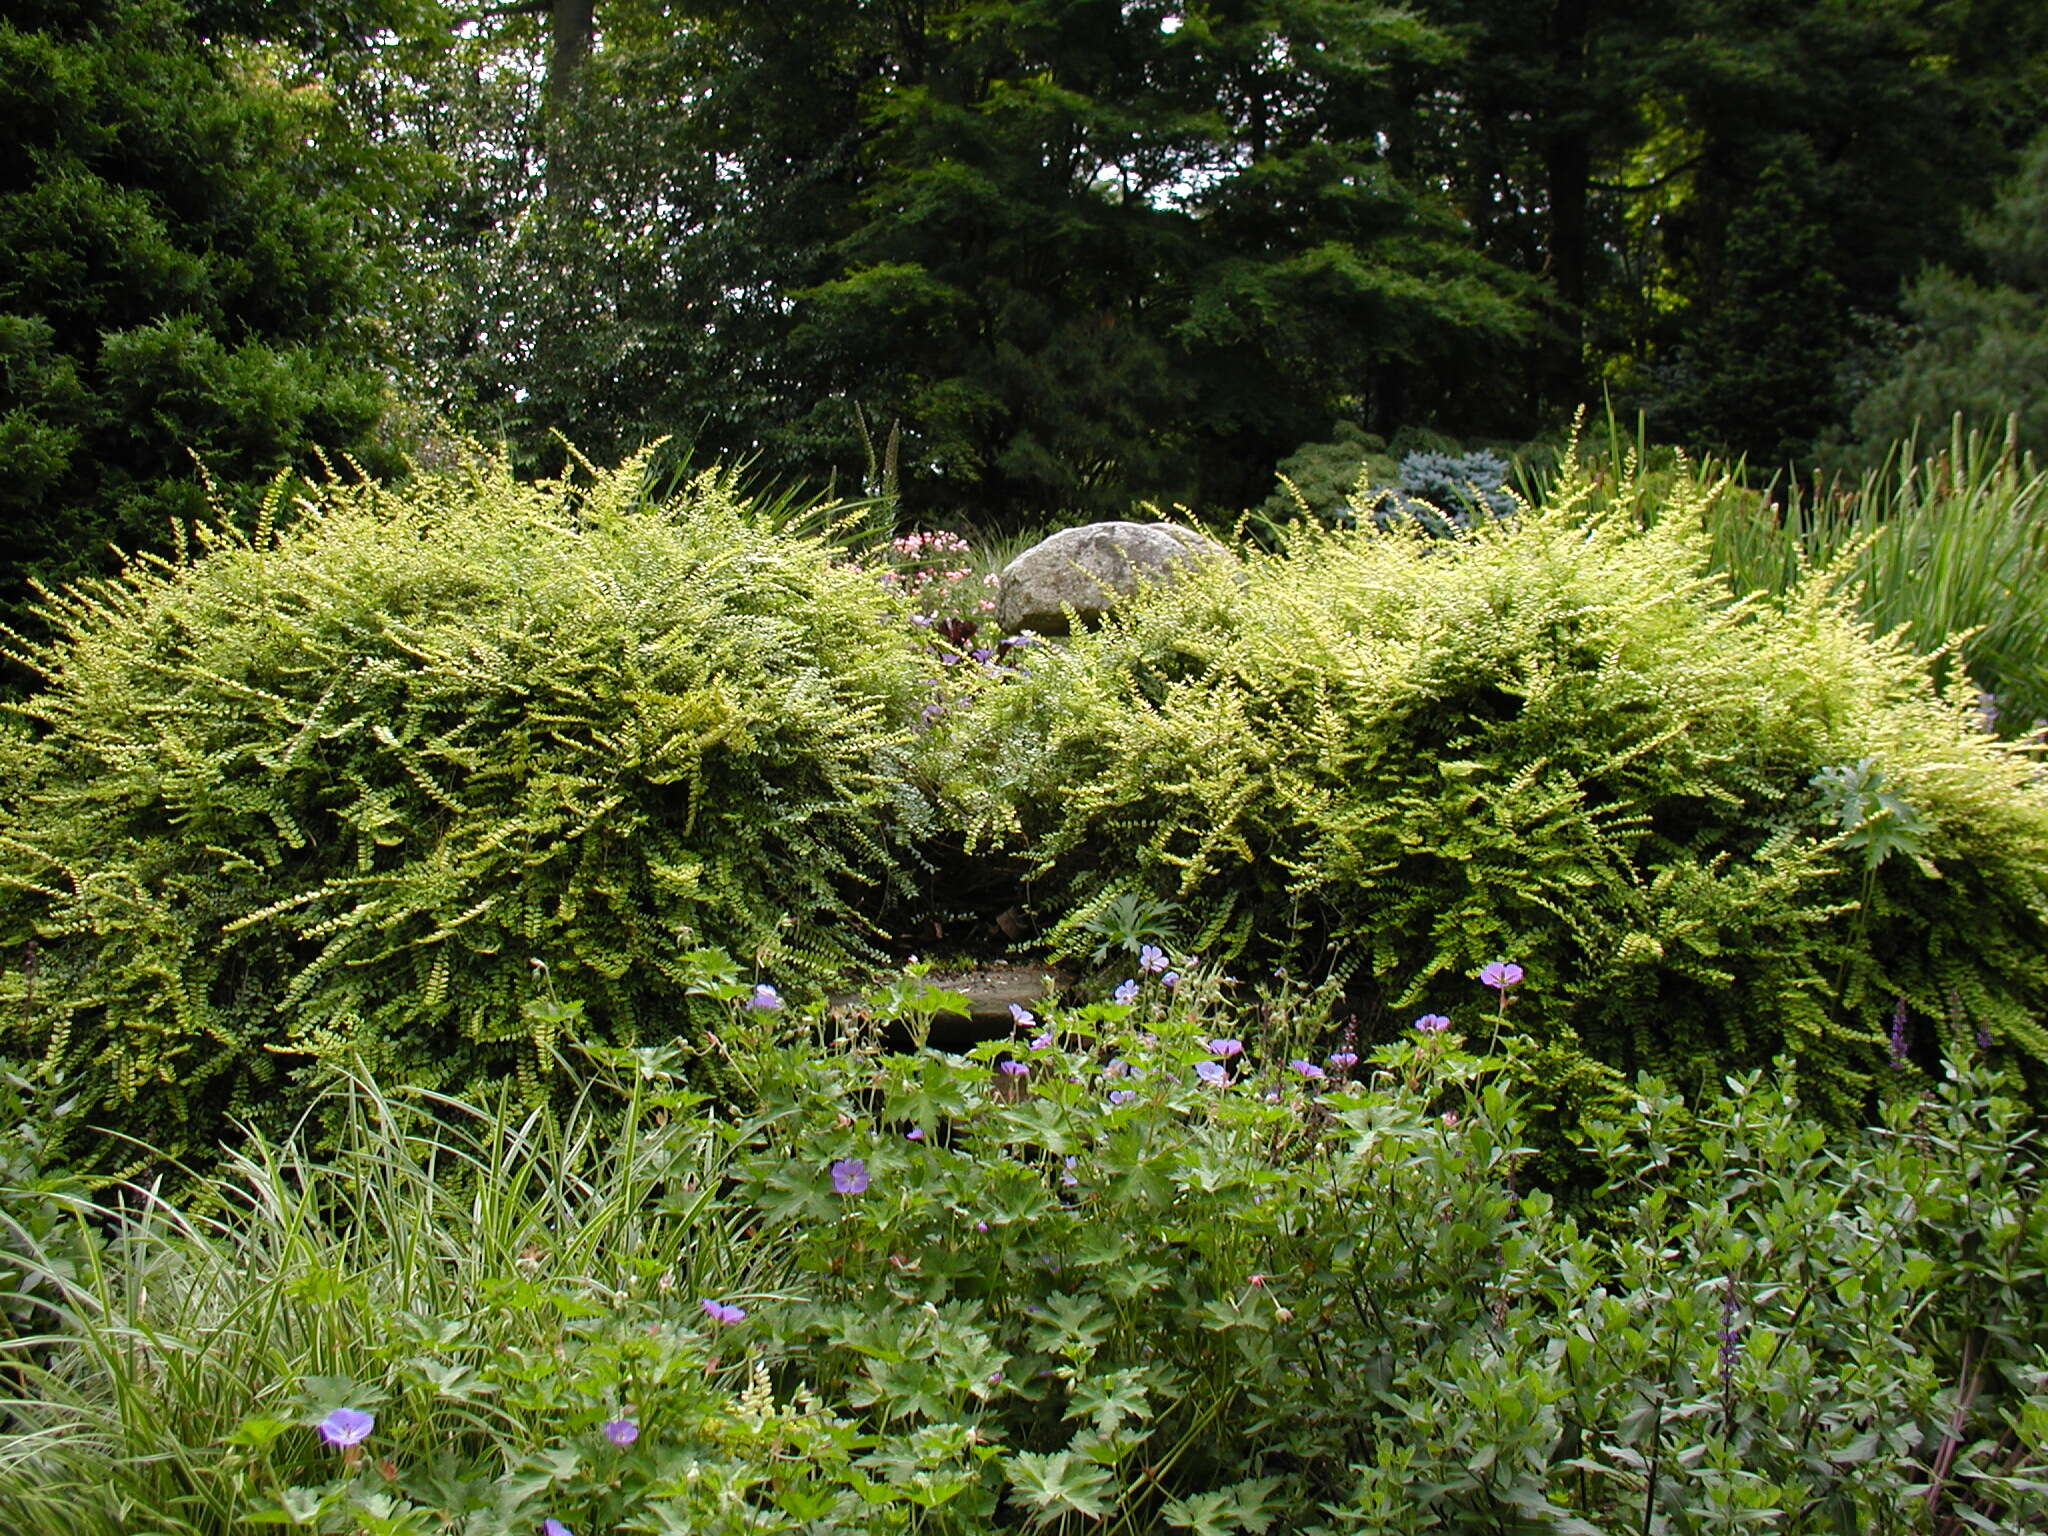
[6, 0, 2048, 627]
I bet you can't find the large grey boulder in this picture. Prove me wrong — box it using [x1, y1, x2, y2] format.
[995, 521, 1230, 635]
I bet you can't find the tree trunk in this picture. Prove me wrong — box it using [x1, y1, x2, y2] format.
[543, 0, 596, 205]
[548, 0, 596, 111]
[1544, 0, 1591, 390]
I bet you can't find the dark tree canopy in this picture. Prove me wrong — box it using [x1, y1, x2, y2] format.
[9, 0, 2046, 570]
[341, 0, 1554, 521]
[0, 0, 397, 630]
[1849, 129, 2048, 461]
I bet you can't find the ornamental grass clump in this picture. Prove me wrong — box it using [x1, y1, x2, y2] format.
[942, 449, 2048, 1116]
[0, 450, 931, 1166]
[0, 1064, 864, 1536]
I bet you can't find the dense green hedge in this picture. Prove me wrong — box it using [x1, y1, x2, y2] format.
[941, 457, 2048, 1117]
[0, 453, 930, 1160]
[5, 444, 2046, 1167]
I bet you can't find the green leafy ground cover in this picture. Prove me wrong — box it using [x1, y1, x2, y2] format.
[1, 979, 2043, 1534]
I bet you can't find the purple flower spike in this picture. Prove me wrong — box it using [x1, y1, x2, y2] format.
[1414, 1014, 1451, 1034]
[1289, 1059, 1325, 1080]
[1009, 1002, 1035, 1027]
[1112, 979, 1140, 1006]
[701, 1297, 746, 1325]
[748, 983, 783, 1011]
[999, 1059, 1028, 1077]
[602, 1418, 639, 1447]
[1138, 944, 1168, 973]
[316, 1407, 374, 1447]
[830, 1158, 869, 1196]
[544, 1521, 575, 1536]
[1478, 961, 1524, 992]
[1195, 1061, 1227, 1085]
[1207, 1037, 1243, 1058]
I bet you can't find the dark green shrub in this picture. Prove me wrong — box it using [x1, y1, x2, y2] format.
[1259, 422, 1397, 526]
[942, 451, 2048, 1116]
[733, 1022, 2048, 1534]
[1846, 129, 2048, 466]
[0, 453, 930, 1164]
[0, 0, 398, 635]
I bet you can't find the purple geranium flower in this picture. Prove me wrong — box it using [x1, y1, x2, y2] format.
[1414, 1014, 1451, 1034]
[830, 1158, 869, 1195]
[1138, 944, 1168, 973]
[1289, 1059, 1325, 1079]
[905, 1127, 924, 1141]
[602, 1418, 639, 1447]
[544, 1521, 574, 1536]
[1009, 1002, 1035, 1027]
[999, 1059, 1028, 1077]
[1161, 970, 1179, 988]
[701, 1297, 746, 1325]
[748, 983, 783, 1011]
[1107, 1089, 1136, 1105]
[1030, 1033, 1053, 1050]
[1207, 1037, 1243, 1058]
[1478, 961, 1524, 992]
[1328, 1050, 1358, 1070]
[1195, 1061, 1227, 1084]
[1112, 979, 1140, 1005]
[316, 1407, 374, 1447]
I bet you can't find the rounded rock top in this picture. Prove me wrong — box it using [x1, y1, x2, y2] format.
[994, 520, 1232, 636]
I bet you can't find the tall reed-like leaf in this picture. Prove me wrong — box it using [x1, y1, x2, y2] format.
[1697, 415, 2048, 730]
[0, 1063, 778, 1535]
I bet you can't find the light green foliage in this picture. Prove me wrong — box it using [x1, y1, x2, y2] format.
[940, 451, 2048, 1114]
[0, 454, 930, 1163]
[7, 1004, 2043, 1533]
